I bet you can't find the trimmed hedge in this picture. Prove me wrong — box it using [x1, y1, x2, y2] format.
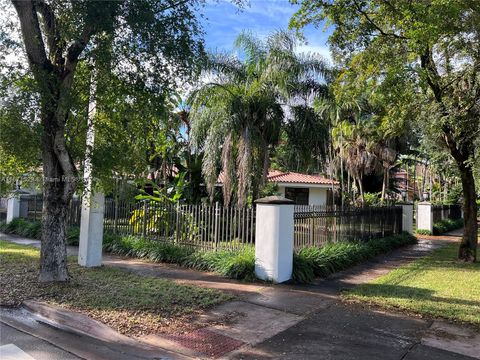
[1, 218, 417, 284]
[0, 218, 42, 239]
[103, 234, 256, 281]
[415, 229, 432, 236]
[0, 218, 80, 245]
[104, 232, 416, 284]
[415, 218, 463, 236]
[292, 232, 418, 283]
[433, 218, 463, 235]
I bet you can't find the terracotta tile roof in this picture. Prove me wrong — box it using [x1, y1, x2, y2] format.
[218, 170, 338, 186]
[267, 171, 338, 185]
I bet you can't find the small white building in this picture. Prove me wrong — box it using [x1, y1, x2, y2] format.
[218, 170, 338, 206]
[267, 170, 338, 206]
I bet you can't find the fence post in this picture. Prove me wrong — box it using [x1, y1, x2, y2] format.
[401, 203, 414, 234]
[78, 191, 105, 267]
[175, 203, 180, 244]
[6, 194, 21, 224]
[417, 201, 433, 233]
[254, 196, 294, 283]
[113, 198, 119, 234]
[33, 195, 37, 221]
[214, 202, 220, 250]
[142, 201, 148, 237]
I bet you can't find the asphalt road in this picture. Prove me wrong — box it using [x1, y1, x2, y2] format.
[0, 322, 81, 360]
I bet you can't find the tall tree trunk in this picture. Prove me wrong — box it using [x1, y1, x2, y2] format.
[13, 0, 90, 281]
[40, 126, 69, 282]
[340, 156, 344, 208]
[357, 175, 364, 205]
[381, 167, 387, 203]
[457, 164, 478, 262]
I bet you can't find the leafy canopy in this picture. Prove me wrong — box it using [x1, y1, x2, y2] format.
[189, 31, 329, 206]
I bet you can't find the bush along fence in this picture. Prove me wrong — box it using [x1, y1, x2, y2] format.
[103, 199, 256, 250]
[416, 202, 463, 235]
[2, 193, 453, 283]
[293, 205, 403, 250]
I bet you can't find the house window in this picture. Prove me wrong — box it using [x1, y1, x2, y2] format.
[284, 187, 309, 205]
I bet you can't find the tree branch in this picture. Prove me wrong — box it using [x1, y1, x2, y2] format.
[11, 0, 51, 73]
[352, 0, 408, 40]
[158, 0, 191, 13]
[65, 25, 93, 73]
[420, 46, 443, 102]
[34, 0, 63, 65]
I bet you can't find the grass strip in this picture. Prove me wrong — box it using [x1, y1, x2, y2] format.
[345, 243, 480, 327]
[0, 240, 232, 336]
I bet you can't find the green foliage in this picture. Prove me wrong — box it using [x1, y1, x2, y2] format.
[184, 247, 255, 281]
[0, 218, 42, 239]
[415, 229, 432, 236]
[259, 182, 280, 198]
[363, 192, 381, 206]
[291, 0, 479, 258]
[291, 252, 316, 284]
[292, 233, 418, 283]
[1, 0, 209, 193]
[346, 243, 480, 326]
[103, 234, 255, 281]
[66, 226, 81, 246]
[0, 219, 80, 245]
[433, 219, 464, 235]
[0, 240, 232, 335]
[189, 30, 329, 206]
[445, 183, 463, 205]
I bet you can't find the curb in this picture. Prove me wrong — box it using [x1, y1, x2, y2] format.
[22, 300, 132, 344]
[19, 301, 191, 360]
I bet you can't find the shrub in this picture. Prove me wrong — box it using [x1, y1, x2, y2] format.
[0, 218, 80, 244]
[0, 221, 6, 232]
[363, 192, 382, 206]
[66, 226, 80, 245]
[1, 218, 42, 239]
[183, 247, 256, 281]
[293, 232, 418, 283]
[432, 218, 463, 235]
[415, 229, 432, 236]
[103, 234, 255, 281]
[291, 252, 315, 283]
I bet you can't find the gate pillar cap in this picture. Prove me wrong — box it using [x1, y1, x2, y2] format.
[9, 189, 30, 197]
[255, 196, 294, 205]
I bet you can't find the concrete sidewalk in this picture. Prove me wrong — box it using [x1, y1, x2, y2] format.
[1, 230, 478, 359]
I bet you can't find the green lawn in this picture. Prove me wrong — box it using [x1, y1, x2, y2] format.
[0, 240, 232, 336]
[345, 243, 480, 327]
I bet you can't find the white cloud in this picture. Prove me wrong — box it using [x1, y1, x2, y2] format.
[296, 44, 332, 63]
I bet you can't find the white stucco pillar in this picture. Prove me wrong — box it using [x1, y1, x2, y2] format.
[6, 196, 20, 224]
[78, 192, 105, 267]
[78, 64, 104, 267]
[254, 196, 294, 283]
[417, 202, 433, 233]
[401, 203, 414, 234]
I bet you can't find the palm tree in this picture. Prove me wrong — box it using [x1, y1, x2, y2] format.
[189, 31, 328, 206]
[315, 93, 362, 206]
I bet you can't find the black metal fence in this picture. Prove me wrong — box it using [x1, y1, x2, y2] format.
[19, 194, 81, 226]
[104, 198, 256, 250]
[294, 205, 403, 250]
[0, 197, 7, 221]
[432, 204, 462, 224]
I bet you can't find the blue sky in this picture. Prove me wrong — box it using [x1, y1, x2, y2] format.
[201, 0, 333, 61]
